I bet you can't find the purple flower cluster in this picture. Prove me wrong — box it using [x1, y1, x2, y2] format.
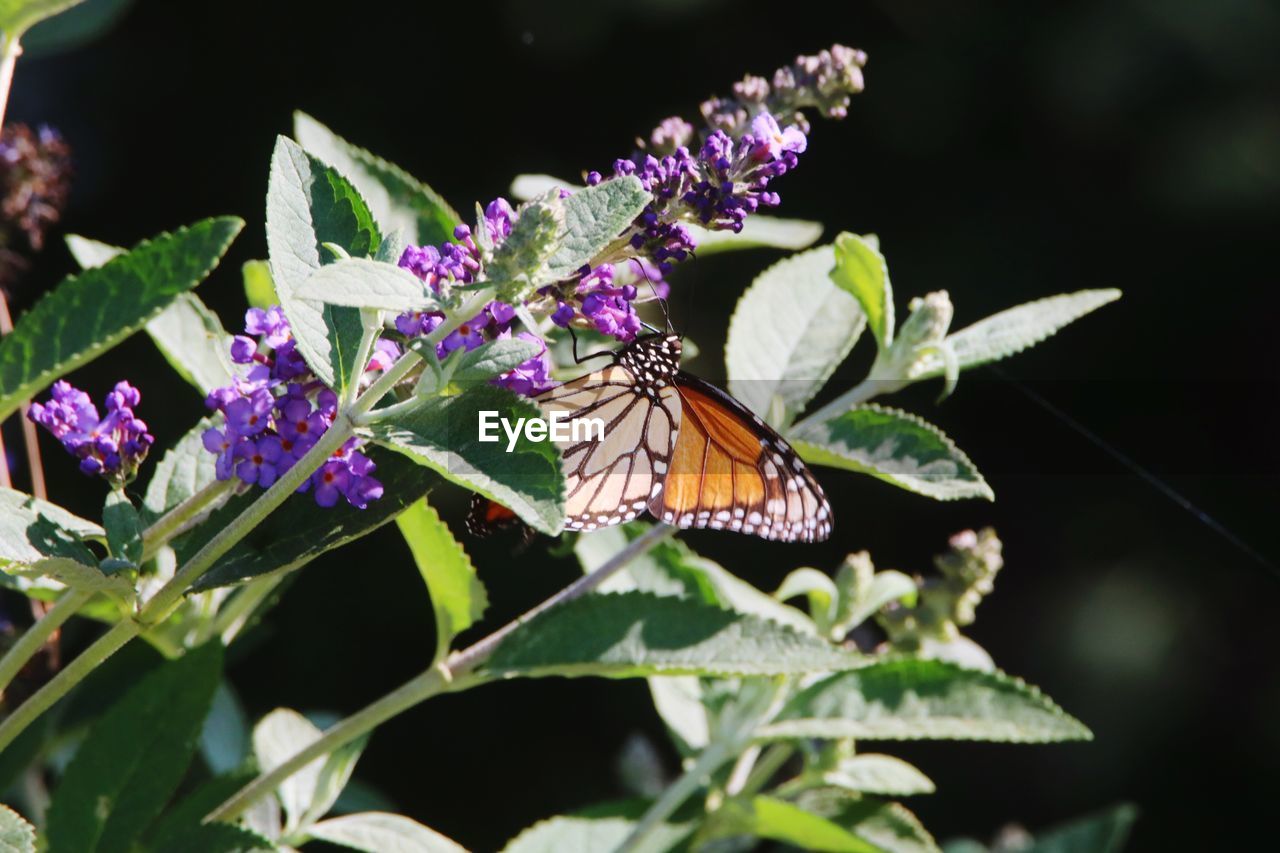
[28, 381, 153, 482]
[202, 306, 384, 509]
[395, 198, 555, 397]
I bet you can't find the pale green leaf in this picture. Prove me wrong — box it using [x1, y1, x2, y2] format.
[367, 385, 564, 535]
[450, 337, 542, 383]
[141, 418, 220, 523]
[823, 754, 936, 796]
[840, 569, 918, 633]
[774, 568, 839, 627]
[67, 235, 236, 395]
[294, 112, 459, 246]
[830, 232, 893, 350]
[483, 591, 862, 679]
[914, 289, 1122, 379]
[252, 708, 326, 836]
[0, 803, 36, 853]
[266, 136, 381, 390]
[0, 218, 243, 421]
[300, 736, 370, 830]
[502, 801, 691, 853]
[647, 676, 710, 754]
[690, 215, 824, 254]
[0, 0, 85, 36]
[791, 404, 993, 501]
[0, 487, 102, 569]
[760, 658, 1093, 742]
[797, 794, 940, 853]
[307, 812, 468, 853]
[395, 499, 487, 656]
[726, 244, 865, 424]
[7, 557, 131, 600]
[543, 176, 651, 281]
[300, 257, 432, 313]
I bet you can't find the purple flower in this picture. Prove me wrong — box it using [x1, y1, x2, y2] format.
[29, 380, 154, 482]
[202, 426, 239, 480]
[224, 389, 273, 436]
[245, 306, 291, 348]
[439, 313, 490, 355]
[276, 397, 326, 454]
[366, 338, 401, 373]
[312, 460, 350, 508]
[230, 336, 258, 364]
[749, 112, 807, 160]
[493, 332, 554, 397]
[483, 198, 515, 245]
[234, 435, 284, 487]
[551, 301, 575, 327]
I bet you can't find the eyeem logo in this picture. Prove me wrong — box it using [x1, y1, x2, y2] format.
[478, 411, 606, 452]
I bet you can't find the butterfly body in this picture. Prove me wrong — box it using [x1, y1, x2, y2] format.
[530, 334, 832, 543]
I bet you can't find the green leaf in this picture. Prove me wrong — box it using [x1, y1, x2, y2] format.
[300, 735, 369, 831]
[726, 244, 865, 424]
[791, 404, 993, 501]
[838, 569, 919, 635]
[252, 708, 326, 836]
[450, 336, 543, 383]
[0, 0, 85, 35]
[243, 260, 278, 309]
[720, 796, 881, 853]
[179, 447, 434, 592]
[760, 658, 1093, 742]
[368, 384, 564, 535]
[294, 112, 460, 246]
[8, 556, 132, 600]
[152, 824, 274, 853]
[542, 176, 651, 281]
[103, 490, 142, 565]
[821, 754, 936, 796]
[774, 568, 839, 628]
[144, 771, 257, 850]
[307, 813, 468, 853]
[913, 289, 1122, 379]
[502, 800, 691, 853]
[266, 136, 381, 391]
[1019, 803, 1138, 853]
[396, 499, 487, 657]
[66, 235, 236, 395]
[830, 232, 893, 351]
[483, 591, 862, 679]
[0, 217, 243, 421]
[0, 486, 102, 569]
[46, 642, 224, 853]
[300, 257, 432, 313]
[141, 418, 221, 523]
[577, 526, 816, 636]
[0, 803, 36, 853]
[690, 215, 825, 254]
[648, 676, 710, 754]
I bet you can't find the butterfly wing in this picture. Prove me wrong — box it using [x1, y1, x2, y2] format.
[537, 342, 682, 532]
[650, 374, 832, 543]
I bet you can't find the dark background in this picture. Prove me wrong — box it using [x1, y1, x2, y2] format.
[8, 0, 1280, 849]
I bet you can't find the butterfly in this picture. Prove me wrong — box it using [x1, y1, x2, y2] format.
[470, 333, 832, 543]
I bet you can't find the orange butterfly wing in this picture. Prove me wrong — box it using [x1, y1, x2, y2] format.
[650, 375, 832, 543]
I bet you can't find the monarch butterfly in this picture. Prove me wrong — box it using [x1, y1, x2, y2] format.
[470, 333, 832, 543]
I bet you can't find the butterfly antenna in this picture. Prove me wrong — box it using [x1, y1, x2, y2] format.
[630, 257, 675, 334]
[992, 364, 1280, 582]
[569, 324, 613, 365]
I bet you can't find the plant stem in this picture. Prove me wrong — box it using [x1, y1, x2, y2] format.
[139, 479, 236, 563]
[791, 375, 903, 433]
[0, 619, 138, 752]
[137, 419, 353, 626]
[0, 588, 93, 698]
[206, 523, 675, 824]
[0, 291, 45, 498]
[0, 32, 21, 134]
[623, 740, 734, 853]
[210, 574, 284, 645]
[737, 743, 794, 797]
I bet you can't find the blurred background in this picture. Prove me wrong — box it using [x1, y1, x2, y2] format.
[5, 0, 1279, 849]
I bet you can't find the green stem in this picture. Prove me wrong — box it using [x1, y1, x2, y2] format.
[0, 32, 21, 134]
[206, 523, 675, 824]
[622, 740, 735, 853]
[0, 588, 93, 697]
[139, 479, 236, 563]
[791, 374, 904, 433]
[137, 419, 353, 626]
[0, 620, 138, 752]
[341, 314, 381, 409]
[736, 743, 795, 797]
